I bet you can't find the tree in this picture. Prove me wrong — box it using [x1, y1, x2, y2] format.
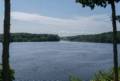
[76, 0, 120, 81]
[2, 0, 12, 81]
[116, 15, 120, 22]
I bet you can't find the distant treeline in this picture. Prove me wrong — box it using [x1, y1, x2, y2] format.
[62, 31, 120, 43]
[0, 33, 60, 42]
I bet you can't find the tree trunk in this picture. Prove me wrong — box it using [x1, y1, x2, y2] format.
[2, 0, 11, 81]
[111, 0, 119, 81]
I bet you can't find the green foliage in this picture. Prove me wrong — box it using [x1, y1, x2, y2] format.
[0, 65, 15, 81]
[0, 33, 60, 42]
[92, 71, 113, 81]
[91, 67, 120, 81]
[69, 75, 82, 81]
[69, 67, 120, 81]
[62, 31, 120, 43]
[76, 0, 120, 9]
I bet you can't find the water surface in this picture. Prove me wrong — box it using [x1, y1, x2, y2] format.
[0, 42, 120, 81]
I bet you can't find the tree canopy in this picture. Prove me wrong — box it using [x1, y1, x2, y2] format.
[62, 31, 120, 43]
[116, 15, 120, 22]
[76, 0, 120, 9]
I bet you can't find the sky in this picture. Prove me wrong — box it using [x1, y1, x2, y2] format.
[0, 0, 120, 36]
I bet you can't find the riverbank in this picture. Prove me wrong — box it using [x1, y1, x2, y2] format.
[62, 31, 120, 43]
[0, 33, 60, 42]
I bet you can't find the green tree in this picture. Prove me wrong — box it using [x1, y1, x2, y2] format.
[76, 0, 120, 81]
[2, 0, 12, 81]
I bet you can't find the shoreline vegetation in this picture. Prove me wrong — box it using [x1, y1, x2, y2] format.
[0, 64, 15, 81]
[70, 67, 120, 81]
[62, 31, 120, 43]
[0, 33, 60, 42]
[0, 31, 120, 43]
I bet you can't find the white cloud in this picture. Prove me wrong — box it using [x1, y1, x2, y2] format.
[10, 11, 120, 36]
[11, 11, 110, 27]
[12, 12, 78, 26]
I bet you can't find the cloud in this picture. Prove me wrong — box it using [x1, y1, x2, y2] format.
[11, 11, 118, 36]
[11, 11, 110, 27]
[12, 12, 79, 26]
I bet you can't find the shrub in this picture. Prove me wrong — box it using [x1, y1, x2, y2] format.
[91, 67, 120, 81]
[0, 64, 15, 81]
[69, 75, 82, 81]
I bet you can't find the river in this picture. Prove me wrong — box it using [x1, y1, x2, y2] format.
[0, 42, 120, 81]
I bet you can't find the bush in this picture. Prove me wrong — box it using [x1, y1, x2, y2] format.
[69, 75, 82, 81]
[91, 67, 120, 81]
[0, 65, 15, 81]
[69, 67, 120, 81]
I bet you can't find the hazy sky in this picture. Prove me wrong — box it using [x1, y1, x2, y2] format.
[0, 0, 120, 36]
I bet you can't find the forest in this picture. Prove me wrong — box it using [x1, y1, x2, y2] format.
[62, 31, 120, 43]
[0, 33, 60, 42]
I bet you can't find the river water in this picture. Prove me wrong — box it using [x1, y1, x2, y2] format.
[0, 42, 120, 81]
